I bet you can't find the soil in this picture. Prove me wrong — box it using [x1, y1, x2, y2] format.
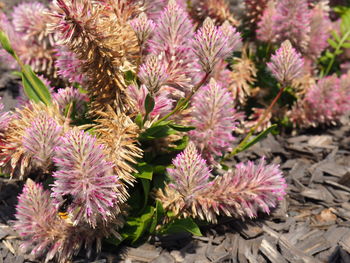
[1, 0, 350, 262]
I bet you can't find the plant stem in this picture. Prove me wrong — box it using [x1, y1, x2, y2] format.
[224, 84, 286, 160]
[152, 73, 210, 126]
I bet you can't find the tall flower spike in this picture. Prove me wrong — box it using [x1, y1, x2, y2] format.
[138, 55, 168, 93]
[306, 2, 332, 61]
[158, 152, 287, 223]
[11, 2, 57, 78]
[0, 102, 66, 178]
[130, 12, 155, 48]
[197, 158, 287, 221]
[127, 85, 174, 118]
[267, 40, 304, 85]
[92, 106, 143, 191]
[53, 86, 89, 116]
[22, 115, 63, 171]
[290, 75, 350, 128]
[148, 0, 195, 90]
[51, 0, 140, 112]
[256, 0, 276, 43]
[15, 179, 120, 262]
[55, 47, 85, 84]
[273, 0, 311, 52]
[189, 78, 242, 164]
[14, 179, 70, 262]
[192, 17, 241, 73]
[52, 129, 122, 228]
[157, 142, 213, 216]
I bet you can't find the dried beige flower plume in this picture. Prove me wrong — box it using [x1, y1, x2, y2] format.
[51, 0, 141, 113]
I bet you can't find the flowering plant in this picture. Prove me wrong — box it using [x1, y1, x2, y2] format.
[0, 0, 349, 261]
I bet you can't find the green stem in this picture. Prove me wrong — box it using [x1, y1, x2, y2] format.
[324, 30, 350, 77]
[224, 84, 286, 160]
[152, 73, 210, 126]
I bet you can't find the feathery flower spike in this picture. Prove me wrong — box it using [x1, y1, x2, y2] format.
[91, 106, 143, 192]
[273, 0, 311, 52]
[189, 78, 242, 164]
[196, 157, 287, 221]
[192, 17, 241, 73]
[0, 102, 66, 178]
[157, 142, 213, 216]
[53, 86, 89, 116]
[22, 115, 63, 171]
[267, 40, 304, 85]
[52, 129, 122, 228]
[148, 0, 195, 90]
[14, 179, 71, 262]
[256, 0, 276, 43]
[127, 85, 174, 118]
[138, 55, 169, 93]
[55, 47, 85, 84]
[130, 12, 155, 48]
[51, 0, 140, 112]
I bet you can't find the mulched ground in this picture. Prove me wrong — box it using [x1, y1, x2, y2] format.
[1, 68, 350, 263]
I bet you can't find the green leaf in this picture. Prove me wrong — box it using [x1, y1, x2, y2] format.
[124, 70, 136, 84]
[168, 123, 195, 132]
[331, 30, 341, 43]
[130, 206, 155, 244]
[161, 217, 202, 236]
[168, 135, 189, 151]
[341, 42, 350, 49]
[328, 38, 338, 49]
[144, 93, 155, 116]
[22, 65, 52, 105]
[135, 113, 143, 128]
[0, 31, 17, 59]
[150, 201, 165, 234]
[239, 124, 278, 153]
[140, 179, 150, 212]
[135, 162, 153, 180]
[139, 122, 176, 140]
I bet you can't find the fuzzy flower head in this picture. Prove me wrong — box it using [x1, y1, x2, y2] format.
[290, 74, 350, 127]
[0, 102, 66, 178]
[273, 0, 311, 52]
[52, 129, 122, 228]
[12, 2, 53, 42]
[189, 78, 242, 164]
[138, 55, 169, 93]
[55, 47, 85, 84]
[200, 157, 287, 220]
[148, 0, 196, 90]
[53, 86, 89, 116]
[130, 12, 155, 47]
[256, 0, 277, 42]
[127, 84, 174, 118]
[22, 115, 63, 171]
[306, 2, 332, 61]
[158, 154, 287, 223]
[14, 179, 119, 262]
[14, 179, 70, 262]
[167, 142, 213, 198]
[267, 40, 304, 85]
[192, 17, 241, 73]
